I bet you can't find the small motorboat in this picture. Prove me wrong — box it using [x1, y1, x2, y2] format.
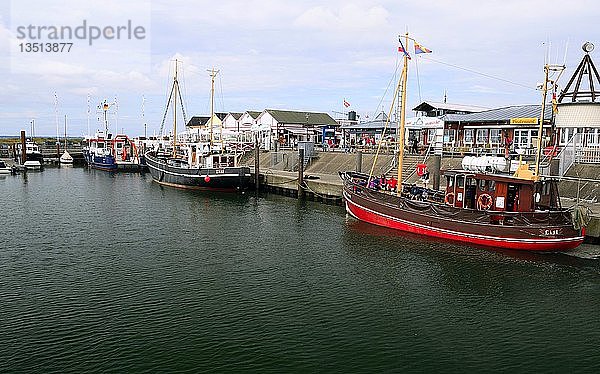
[0, 160, 11, 174]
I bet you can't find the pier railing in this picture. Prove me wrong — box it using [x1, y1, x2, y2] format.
[557, 133, 600, 176]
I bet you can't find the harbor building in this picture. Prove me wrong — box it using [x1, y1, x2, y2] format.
[253, 109, 338, 150]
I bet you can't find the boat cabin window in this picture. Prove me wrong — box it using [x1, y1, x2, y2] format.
[489, 180, 496, 192]
[447, 176, 454, 188]
[464, 177, 477, 209]
[506, 184, 518, 212]
[116, 142, 123, 149]
[479, 179, 486, 191]
[456, 175, 464, 188]
[98, 142, 105, 148]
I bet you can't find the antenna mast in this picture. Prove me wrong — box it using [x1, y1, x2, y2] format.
[535, 63, 564, 178]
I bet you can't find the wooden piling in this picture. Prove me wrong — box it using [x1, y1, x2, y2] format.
[431, 154, 441, 190]
[356, 151, 362, 173]
[298, 148, 305, 199]
[254, 134, 260, 191]
[20, 130, 26, 164]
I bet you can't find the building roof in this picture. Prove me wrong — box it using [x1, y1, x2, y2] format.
[265, 109, 337, 126]
[413, 101, 490, 113]
[558, 52, 600, 103]
[187, 112, 227, 127]
[187, 116, 209, 127]
[227, 112, 243, 120]
[443, 104, 552, 123]
[244, 111, 261, 119]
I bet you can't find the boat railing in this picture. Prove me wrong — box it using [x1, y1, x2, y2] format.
[558, 134, 577, 176]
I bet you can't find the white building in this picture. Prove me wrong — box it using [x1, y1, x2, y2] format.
[253, 109, 338, 150]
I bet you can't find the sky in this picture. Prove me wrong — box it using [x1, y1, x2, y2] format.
[0, 0, 599, 137]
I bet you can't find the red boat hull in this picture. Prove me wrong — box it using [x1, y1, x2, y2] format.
[344, 192, 585, 252]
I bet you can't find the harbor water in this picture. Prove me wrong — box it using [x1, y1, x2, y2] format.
[1, 168, 599, 372]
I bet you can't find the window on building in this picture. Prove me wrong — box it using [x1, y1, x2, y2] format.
[592, 129, 600, 146]
[427, 129, 437, 145]
[560, 127, 582, 145]
[464, 129, 474, 144]
[514, 129, 539, 148]
[514, 129, 528, 148]
[476, 129, 489, 145]
[443, 129, 456, 145]
[490, 129, 501, 145]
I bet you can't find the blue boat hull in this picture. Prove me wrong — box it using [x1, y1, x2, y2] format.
[82, 150, 118, 171]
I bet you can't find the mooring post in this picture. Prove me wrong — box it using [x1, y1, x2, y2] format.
[20, 130, 26, 164]
[432, 154, 441, 190]
[298, 148, 305, 199]
[254, 134, 260, 191]
[56, 142, 60, 159]
[356, 150, 362, 173]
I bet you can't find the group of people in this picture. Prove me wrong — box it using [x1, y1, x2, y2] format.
[366, 175, 398, 192]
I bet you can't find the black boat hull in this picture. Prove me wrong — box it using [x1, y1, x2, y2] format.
[146, 152, 251, 191]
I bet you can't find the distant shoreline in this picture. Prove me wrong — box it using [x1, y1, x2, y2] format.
[0, 137, 83, 144]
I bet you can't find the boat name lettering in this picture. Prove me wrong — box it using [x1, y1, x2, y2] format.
[216, 169, 225, 174]
[543, 229, 561, 236]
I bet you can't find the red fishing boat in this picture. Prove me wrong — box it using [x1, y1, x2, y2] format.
[340, 34, 586, 252]
[340, 168, 585, 251]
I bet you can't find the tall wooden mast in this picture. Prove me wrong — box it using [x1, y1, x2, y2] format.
[173, 59, 178, 158]
[208, 68, 219, 151]
[396, 32, 410, 196]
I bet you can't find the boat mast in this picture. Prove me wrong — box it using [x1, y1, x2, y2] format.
[86, 93, 91, 137]
[534, 63, 564, 179]
[173, 59, 178, 158]
[208, 67, 219, 151]
[54, 92, 59, 144]
[64, 115, 67, 149]
[103, 101, 109, 134]
[396, 32, 410, 196]
[533, 65, 549, 180]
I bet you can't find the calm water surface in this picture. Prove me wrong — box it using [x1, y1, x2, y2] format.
[0, 167, 599, 373]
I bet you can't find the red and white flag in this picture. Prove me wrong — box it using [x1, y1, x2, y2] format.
[343, 99, 350, 108]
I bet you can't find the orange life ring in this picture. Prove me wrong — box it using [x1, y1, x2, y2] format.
[444, 192, 454, 205]
[477, 193, 493, 210]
